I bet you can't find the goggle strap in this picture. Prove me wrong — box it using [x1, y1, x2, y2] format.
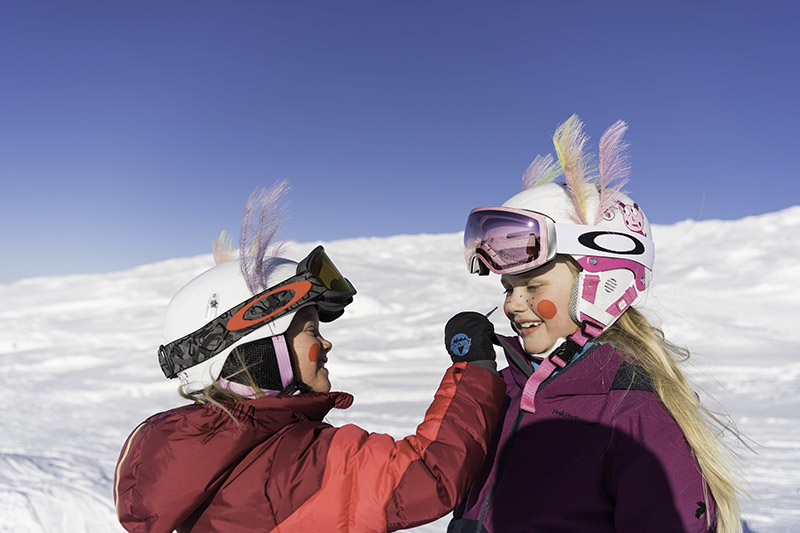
[554, 223, 655, 269]
[159, 273, 326, 378]
[159, 246, 355, 380]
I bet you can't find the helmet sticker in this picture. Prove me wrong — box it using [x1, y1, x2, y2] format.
[619, 202, 646, 236]
[603, 201, 646, 236]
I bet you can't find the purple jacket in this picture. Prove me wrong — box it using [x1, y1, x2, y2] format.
[449, 336, 716, 532]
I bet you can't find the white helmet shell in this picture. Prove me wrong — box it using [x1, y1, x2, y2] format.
[502, 182, 654, 334]
[163, 257, 309, 393]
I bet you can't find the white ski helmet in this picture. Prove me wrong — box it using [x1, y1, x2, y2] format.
[464, 115, 656, 345]
[159, 246, 355, 393]
[161, 258, 294, 392]
[501, 182, 654, 337]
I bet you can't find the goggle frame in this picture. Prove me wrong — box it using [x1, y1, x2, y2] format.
[465, 206, 655, 276]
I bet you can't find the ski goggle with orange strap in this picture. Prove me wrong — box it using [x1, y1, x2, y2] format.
[158, 246, 356, 379]
[464, 206, 655, 276]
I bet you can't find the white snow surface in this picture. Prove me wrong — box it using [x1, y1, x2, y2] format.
[2, 207, 800, 532]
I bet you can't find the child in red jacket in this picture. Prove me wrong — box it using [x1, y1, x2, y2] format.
[114, 182, 505, 532]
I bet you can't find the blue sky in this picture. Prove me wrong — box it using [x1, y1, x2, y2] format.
[2, 1, 798, 283]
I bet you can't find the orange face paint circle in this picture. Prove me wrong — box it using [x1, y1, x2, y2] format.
[537, 299, 557, 320]
[307, 343, 320, 363]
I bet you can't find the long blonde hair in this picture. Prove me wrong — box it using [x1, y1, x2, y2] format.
[599, 307, 742, 533]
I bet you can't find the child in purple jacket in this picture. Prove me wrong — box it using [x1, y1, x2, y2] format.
[450, 115, 742, 532]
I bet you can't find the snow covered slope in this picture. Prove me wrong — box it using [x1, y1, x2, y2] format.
[2, 207, 799, 532]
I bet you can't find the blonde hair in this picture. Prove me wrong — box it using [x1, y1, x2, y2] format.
[599, 307, 742, 533]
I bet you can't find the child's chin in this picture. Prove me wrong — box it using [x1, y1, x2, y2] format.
[522, 337, 554, 356]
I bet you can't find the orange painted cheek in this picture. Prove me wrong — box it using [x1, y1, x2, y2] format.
[537, 299, 558, 320]
[307, 343, 320, 363]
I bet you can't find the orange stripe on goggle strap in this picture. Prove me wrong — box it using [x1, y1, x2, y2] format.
[226, 280, 313, 332]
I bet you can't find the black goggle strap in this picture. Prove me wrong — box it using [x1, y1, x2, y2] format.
[158, 271, 327, 379]
[158, 246, 356, 380]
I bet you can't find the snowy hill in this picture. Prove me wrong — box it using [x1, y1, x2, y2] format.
[2, 208, 800, 532]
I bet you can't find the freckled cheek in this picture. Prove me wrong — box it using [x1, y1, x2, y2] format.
[536, 299, 558, 320]
[307, 343, 320, 363]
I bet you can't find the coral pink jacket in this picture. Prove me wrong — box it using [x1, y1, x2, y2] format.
[115, 362, 505, 532]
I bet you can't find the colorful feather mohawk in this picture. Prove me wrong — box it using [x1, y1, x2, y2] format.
[596, 119, 631, 224]
[211, 181, 292, 292]
[521, 154, 563, 190]
[238, 179, 291, 294]
[212, 230, 236, 265]
[552, 114, 597, 225]
[523, 114, 631, 226]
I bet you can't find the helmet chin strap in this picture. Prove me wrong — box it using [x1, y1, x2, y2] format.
[519, 319, 603, 414]
[516, 271, 609, 413]
[273, 334, 315, 395]
[273, 335, 295, 390]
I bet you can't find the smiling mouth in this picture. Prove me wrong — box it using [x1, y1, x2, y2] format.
[515, 321, 543, 333]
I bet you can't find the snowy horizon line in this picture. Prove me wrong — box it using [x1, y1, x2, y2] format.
[7, 204, 800, 287]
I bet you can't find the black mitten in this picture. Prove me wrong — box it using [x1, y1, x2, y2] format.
[444, 311, 498, 364]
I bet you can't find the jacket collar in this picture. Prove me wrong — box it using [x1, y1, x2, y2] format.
[226, 391, 354, 426]
[501, 336, 622, 398]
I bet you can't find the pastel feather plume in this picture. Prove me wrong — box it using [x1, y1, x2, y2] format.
[596, 119, 631, 224]
[212, 230, 236, 265]
[522, 115, 632, 226]
[521, 153, 563, 190]
[239, 180, 291, 294]
[212, 180, 291, 294]
[552, 114, 597, 225]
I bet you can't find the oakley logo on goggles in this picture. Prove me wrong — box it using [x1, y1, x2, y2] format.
[158, 245, 356, 379]
[464, 207, 655, 276]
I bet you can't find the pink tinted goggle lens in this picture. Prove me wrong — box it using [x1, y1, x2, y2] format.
[464, 207, 553, 275]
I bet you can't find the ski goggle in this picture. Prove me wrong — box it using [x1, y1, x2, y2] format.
[464, 206, 655, 276]
[158, 245, 356, 379]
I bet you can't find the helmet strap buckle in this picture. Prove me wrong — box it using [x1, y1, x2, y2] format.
[519, 319, 602, 414]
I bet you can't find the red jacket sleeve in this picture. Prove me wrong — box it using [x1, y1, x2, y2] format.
[273, 362, 505, 532]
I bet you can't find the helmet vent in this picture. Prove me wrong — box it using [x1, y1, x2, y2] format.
[604, 278, 618, 293]
[568, 278, 581, 323]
